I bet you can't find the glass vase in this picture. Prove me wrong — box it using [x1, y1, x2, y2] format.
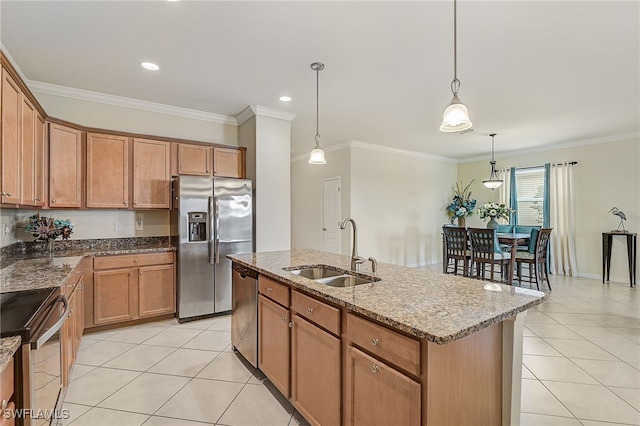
[47, 238, 55, 259]
[486, 217, 498, 229]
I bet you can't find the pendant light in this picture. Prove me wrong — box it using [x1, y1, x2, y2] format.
[483, 133, 503, 190]
[439, 0, 473, 133]
[308, 62, 326, 165]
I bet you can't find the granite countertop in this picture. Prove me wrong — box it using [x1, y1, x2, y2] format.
[0, 335, 21, 370]
[1, 240, 175, 293]
[229, 249, 547, 345]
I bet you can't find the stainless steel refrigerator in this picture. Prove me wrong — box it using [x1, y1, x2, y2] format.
[172, 176, 253, 321]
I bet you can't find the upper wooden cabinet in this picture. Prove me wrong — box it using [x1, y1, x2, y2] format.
[177, 143, 211, 176]
[49, 123, 83, 208]
[132, 138, 170, 209]
[1, 67, 21, 204]
[213, 147, 245, 178]
[86, 133, 129, 208]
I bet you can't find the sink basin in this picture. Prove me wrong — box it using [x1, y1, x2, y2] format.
[288, 265, 344, 280]
[285, 265, 380, 287]
[315, 275, 378, 287]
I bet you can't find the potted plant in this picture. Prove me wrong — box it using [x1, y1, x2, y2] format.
[477, 202, 514, 229]
[446, 180, 476, 227]
[24, 213, 74, 258]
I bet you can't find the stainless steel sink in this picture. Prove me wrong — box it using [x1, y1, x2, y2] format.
[288, 265, 344, 280]
[285, 265, 380, 287]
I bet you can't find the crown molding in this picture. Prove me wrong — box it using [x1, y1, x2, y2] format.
[236, 105, 297, 126]
[291, 140, 458, 164]
[26, 80, 237, 126]
[0, 45, 28, 82]
[460, 132, 640, 163]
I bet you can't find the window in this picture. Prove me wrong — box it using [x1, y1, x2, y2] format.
[515, 167, 545, 226]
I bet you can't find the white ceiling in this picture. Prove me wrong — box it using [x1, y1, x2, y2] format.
[1, 1, 638, 160]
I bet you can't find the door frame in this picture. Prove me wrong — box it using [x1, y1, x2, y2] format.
[320, 176, 342, 253]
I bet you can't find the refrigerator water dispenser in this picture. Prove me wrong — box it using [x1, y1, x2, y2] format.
[188, 212, 207, 242]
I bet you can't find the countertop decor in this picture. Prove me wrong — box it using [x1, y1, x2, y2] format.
[446, 180, 476, 227]
[23, 213, 74, 258]
[229, 249, 547, 344]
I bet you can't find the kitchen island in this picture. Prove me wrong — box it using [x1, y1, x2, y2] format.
[229, 249, 547, 426]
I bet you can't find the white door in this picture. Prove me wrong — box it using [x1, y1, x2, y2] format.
[322, 177, 341, 254]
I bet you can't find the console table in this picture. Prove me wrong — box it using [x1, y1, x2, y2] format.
[602, 232, 637, 287]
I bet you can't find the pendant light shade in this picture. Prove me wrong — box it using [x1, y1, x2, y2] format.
[308, 62, 326, 165]
[440, 0, 472, 133]
[483, 133, 503, 190]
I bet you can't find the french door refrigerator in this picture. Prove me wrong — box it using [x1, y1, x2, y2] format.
[172, 175, 253, 321]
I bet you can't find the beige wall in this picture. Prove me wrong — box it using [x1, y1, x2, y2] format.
[33, 93, 238, 145]
[2, 209, 169, 246]
[458, 137, 640, 282]
[350, 145, 457, 267]
[291, 145, 352, 254]
[290, 142, 458, 267]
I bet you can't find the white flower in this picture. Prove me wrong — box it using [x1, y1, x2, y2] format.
[489, 209, 498, 217]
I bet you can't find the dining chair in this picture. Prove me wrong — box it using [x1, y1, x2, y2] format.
[514, 228, 553, 290]
[467, 228, 511, 283]
[442, 226, 472, 276]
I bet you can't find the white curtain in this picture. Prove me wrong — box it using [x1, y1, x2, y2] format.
[497, 168, 511, 206]
[549, 163, 578, 276]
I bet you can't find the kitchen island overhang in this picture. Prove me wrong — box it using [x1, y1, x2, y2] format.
[229, 249, 547, 426]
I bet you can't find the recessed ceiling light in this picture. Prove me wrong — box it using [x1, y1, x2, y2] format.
[141, 62, 160, 71]
[279, 96, 292, 102]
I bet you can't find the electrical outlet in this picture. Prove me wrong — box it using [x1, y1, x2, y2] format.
[114, 222, 122, 233]
[135, 217, 143, 231]
[3, 224, 10, 236]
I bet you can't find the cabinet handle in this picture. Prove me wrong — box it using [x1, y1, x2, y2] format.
[134, 202, 138, 206]
[1, 399, 7, 410]
[140, 271, 143, 275]
[129, 273, 133, 277]
[289, 322, 293, 328]
[80, 284, 85, 290]
[281, 316, 287, 322]
[51, 199, 56, 203]
[34, 197, 40, 202]
[371, 338, 379, 346]
[371, 365, 380, 373]
[266, 287, 273, 292]
[68, 309, 73, 317]
[134, 259, 138, 263]
[1, 192, 11, 197]
[306, 307, 314, 314]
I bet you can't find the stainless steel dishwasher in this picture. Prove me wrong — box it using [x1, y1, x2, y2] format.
[231, 262, 259, 367]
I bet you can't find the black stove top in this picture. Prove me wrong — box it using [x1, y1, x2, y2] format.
[1, 287, 60, 341]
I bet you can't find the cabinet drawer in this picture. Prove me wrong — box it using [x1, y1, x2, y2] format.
[1, 358, 14, 403]
[291, 290, 340, 336]
[93, 252, 174, 270]
[347, 313, 420, 376]
[259, 275, 290, 307]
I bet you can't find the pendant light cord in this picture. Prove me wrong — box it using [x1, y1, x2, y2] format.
[451, 0, 460, 96]
[315, 65, 320, 144]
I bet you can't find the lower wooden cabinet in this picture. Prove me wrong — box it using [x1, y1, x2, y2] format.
[291, 313, 341, 426]
[91, 252, 175, 327]
[258, 295, 290, 397]
[346, 347, 421, 426]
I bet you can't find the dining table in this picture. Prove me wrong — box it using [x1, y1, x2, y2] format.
[496, 232, 531, 286]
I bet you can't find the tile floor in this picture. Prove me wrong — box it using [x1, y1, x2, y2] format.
[61, 274, 639, 426]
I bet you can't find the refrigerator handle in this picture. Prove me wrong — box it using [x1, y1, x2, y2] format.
[214, 196, 220, 263]
[208, 196, 215, 264]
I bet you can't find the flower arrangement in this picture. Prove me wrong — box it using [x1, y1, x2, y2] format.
[477, 202, 514, 222]
[446, 180, 477, 224]
[24, 213, 74, 241]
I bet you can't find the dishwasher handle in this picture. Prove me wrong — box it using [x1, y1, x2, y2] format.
[232, 263, 258, 280]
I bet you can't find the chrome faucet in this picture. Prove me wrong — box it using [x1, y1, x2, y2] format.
[339, 217, 365, 271]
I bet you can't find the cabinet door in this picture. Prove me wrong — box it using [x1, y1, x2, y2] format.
[49, 123, 83, 207]
[34, 113, 46, 206]
[178, 144, 211, 176]
[132, 138, 170, 209]
[138, 264, 175, 317]
[213, 147, 244, 178]
[258, 295, 290, 397]
[93, 268, 136, 325]
[20, 96, 35, 205]
[291, 314, 340, 426]
[347, 347, 420, 426]
[1, 68, 21, 204]
[86, 133, 129, 208]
